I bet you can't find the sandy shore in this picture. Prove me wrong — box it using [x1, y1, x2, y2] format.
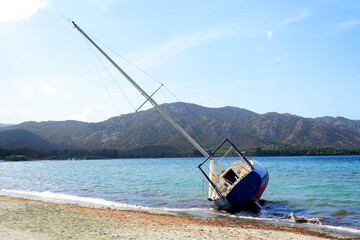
[0, 195, 358, 240]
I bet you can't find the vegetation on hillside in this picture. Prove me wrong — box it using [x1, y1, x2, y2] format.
[0, 102, 359, 160]
[1, 145, 360, 160]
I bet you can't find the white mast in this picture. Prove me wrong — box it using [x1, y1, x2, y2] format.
[72, 22, 216, 198]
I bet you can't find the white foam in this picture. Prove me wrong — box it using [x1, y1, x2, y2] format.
[0, 188, 209, 214]
[0, 188, 146, 210]
[229, 212, 281, 222]
[320, 224, 360, 234]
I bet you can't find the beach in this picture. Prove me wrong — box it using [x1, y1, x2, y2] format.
[0, 195, 357, 240]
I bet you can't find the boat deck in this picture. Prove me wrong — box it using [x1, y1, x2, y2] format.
[213, 159, 254, 199]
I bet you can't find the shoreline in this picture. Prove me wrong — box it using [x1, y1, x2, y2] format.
[1, 195, 359, 240]
[2, 154, 360, 162]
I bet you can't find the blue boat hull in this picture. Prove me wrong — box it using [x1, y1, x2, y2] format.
[214, 161, 269, 210]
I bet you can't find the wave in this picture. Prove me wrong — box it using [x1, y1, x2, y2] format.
[0, 188, 208, 213]
[0, 188, 140, 208]
[321, 224, 360, 235]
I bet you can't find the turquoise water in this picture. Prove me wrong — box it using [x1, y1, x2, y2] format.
[260, 156, 360, 228]
[0, 156, 359, 230]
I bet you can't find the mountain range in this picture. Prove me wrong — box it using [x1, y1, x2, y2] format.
[0, 102, 359, 158]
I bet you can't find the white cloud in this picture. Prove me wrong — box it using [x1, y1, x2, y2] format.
[43, 85, 57, 93]
[69, 105, 104, 122]
[283, 8, 311, 25]
[336, 20, 360, 30]
[0, 105, 28, 121]
[0, 0, 49, 23]
[130, 28, 232, 68]
[318, 19, 360, 37]
[21, 89, 34, 97]
[267, 31, 273, 40]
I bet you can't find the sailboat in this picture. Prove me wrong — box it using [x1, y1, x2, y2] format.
[72, 22, 269, 210]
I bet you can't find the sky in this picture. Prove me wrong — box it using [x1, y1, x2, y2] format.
[0, 0, 359, 124]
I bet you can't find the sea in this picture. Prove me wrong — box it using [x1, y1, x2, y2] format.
[1, 155, 359, 237]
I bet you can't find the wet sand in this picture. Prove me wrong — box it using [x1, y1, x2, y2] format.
[0, 195, 358, 240]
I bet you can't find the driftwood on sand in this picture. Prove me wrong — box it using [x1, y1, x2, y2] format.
[290, 212, 323, 225]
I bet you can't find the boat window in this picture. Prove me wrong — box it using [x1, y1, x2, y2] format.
[223, 168, 238, 185]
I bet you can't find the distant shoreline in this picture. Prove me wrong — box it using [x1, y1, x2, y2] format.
[1, 151, 360, 161]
